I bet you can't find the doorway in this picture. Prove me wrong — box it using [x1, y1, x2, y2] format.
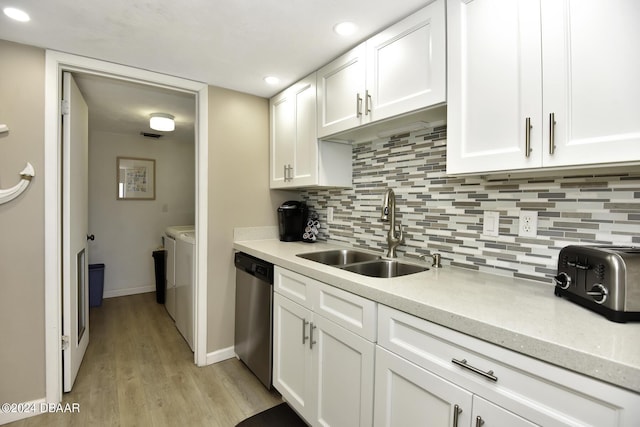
[44, 51, 209, 403]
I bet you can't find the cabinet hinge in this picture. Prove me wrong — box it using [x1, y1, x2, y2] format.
[61, 100, 70, 116]
[61, 335, 70, 350]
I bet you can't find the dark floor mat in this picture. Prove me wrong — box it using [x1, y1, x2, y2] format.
[236, 403, 307, 427]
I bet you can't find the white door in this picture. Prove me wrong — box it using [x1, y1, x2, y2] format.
[472, 395, 539, 427]
[270, 91, 294, 188]
[316, 44, 367, 138]
[541, 0, 640, 167]
[374, 346, 473, 427]
[313, 314, 375, 427]
[273, 293, 314, 420]
[446, 0, 543, 174]
[366, 0, 446, 123]
[290, 74, 317, 186]
[62, 72, 90, 392]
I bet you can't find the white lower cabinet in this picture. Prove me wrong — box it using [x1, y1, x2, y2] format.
[377, 304, 640, 427]
[273, 266, 640, 426]
[374, 345, 473, 427]
[375, 345, 539, 427]
[273, 267, 376, 426]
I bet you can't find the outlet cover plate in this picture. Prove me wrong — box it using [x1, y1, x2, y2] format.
[519, 210, 538, 237]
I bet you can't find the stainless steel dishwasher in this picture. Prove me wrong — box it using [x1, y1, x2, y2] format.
[234, 252, 274, 389]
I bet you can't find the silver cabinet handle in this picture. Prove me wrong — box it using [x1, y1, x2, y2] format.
[453, 404, 461, 427]
[356, 93, 363, 118]
[301, 319, 309, 344]
[549, 112, 556, 155]
[476, 415, 484, 427]
[309, 322, 317, 349]
[452, 358, 498, 382]
[365, 90, 372, 115]
[283, 164, 293, 182]
[525, 117, 532, 158]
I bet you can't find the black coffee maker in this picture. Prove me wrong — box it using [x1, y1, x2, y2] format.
[278, 201, 308, 242]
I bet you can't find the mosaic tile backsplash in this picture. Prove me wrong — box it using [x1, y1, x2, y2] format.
[300, 126, 640, 284]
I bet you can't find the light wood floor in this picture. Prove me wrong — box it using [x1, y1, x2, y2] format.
[10, 293, 282, 427]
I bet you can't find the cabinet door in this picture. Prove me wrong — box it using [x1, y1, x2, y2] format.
[291, 75, 318, 186]
[313, 315, 374, 427]
[446, 0, 543, 174]
[273, 293, 314, 419]
[317, 43, 367, 138]
[270, 91, 295, 188]
[541, 0, 640, 167]
[374, 346, 472, 427]
[270, 74, 318, 188]
[366, 0, 446, 123]
[473, 396, 539, 427]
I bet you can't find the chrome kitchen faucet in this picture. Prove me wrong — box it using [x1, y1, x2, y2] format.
[380, 188, 404, 258]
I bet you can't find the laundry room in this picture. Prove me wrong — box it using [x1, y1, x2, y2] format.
[78, 74, 196, 301]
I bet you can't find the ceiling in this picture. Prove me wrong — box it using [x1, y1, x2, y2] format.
[1, 0, 432, 141]
[73, 74, 196, 142]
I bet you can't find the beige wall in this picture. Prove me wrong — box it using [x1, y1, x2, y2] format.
[206, 86, 293, 353]
[89, 129, 195, 296]
[0, 38, 292, 406]
[0, 40, 46, 402]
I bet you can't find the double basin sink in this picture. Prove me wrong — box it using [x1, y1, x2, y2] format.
[297, 249, 428, 278]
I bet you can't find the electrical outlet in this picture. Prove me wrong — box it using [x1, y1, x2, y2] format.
[519, 210, 538, 237]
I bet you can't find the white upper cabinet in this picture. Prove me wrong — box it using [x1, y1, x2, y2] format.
[317, 0, 446, 139]
[365, 0, 446, 123]
[541, 0, 640, 168]
[270, 73, 352, 189]
[316, 44, 367, 138]
[447, 0, 640, 175]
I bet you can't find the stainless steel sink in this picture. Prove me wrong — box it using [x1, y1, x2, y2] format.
[297, 249, 428, 278]
[341, 259, 429, 278]
[297, 249, 380, 266]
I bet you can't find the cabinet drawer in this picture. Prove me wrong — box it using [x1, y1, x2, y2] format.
[378, 305, 639, 427]
[315, 281, 377, 342]
[274, 266, 317, 309]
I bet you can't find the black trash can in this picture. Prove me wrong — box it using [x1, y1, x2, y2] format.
[152, 249, 167, 304]
[89, 264, 105, 307]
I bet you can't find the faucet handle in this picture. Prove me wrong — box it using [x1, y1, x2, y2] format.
[396, 222, 404, 242]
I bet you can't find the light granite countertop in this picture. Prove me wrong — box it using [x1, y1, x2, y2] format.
[233, 238, 640, 393]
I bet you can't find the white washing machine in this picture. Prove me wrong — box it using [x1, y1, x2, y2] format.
[164, 225, 194, 320]
[175, 230, 195, 351]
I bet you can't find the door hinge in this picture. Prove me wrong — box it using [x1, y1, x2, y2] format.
[61, 335, 70, 350]
[61, 100, 70, 115]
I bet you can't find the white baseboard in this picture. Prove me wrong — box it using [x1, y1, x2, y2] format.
[205, 346, 236, 365]
[0, 397, 46, 425]
[103, 285, 155, 299]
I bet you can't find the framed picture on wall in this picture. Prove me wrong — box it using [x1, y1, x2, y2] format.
[117, 157, 156, 200]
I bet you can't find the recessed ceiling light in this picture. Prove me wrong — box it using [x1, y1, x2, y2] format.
[3, 7, 30, 22]
[334, 22, 357, 36]
[264, 76, 280, 85]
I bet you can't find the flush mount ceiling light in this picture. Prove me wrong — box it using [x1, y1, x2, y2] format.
[334, 21, 357, 36]
[149, 113, 175, 132]
[3, 7, 30, 22]
[264, 76, 280, 85]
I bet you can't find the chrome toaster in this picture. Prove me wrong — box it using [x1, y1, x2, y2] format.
[553, 245, 640, 323]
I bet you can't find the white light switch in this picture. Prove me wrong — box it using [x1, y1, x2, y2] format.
[483, 211, 500, 237]
[327, 207, 334, 223]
